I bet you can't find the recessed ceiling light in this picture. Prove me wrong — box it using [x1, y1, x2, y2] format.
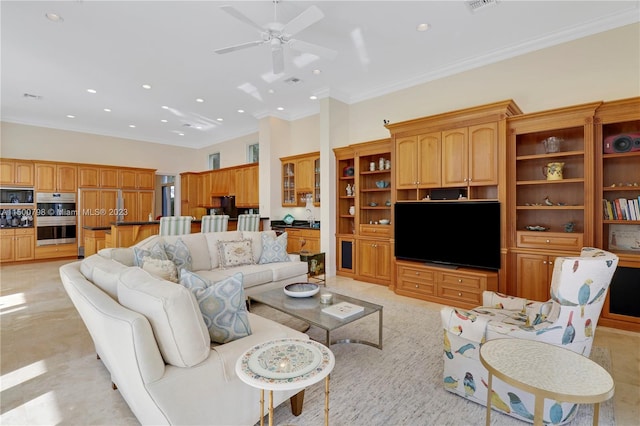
[196, 98, 204, 103]
[129, 124, 136, 128]
[178, 133, 185, 136]
[217, 118, 224, 122]
[87, 89, 97, 94]
[277, 107, 284, 111]
[268, 89, 275, 94]
[103, 108, 111, 112]
[309, 95, 318, 100]
[237, 109, 245, 113]
[142, 84, 152, 90]
[45, 12, 63, 23]
[66, 114, 75, 119]
[312, 69, 321, 75]
[161, 119, 168, 123]
[161, 105, 169, 109]
[417, 23, 430, 32]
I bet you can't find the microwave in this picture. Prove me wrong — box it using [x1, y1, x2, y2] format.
[0, 187, 34, 205]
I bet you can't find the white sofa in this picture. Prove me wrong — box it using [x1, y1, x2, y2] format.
[59, 230, 311, 425]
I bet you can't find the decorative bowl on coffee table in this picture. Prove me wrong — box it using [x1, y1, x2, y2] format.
[284, 283, 319, 298]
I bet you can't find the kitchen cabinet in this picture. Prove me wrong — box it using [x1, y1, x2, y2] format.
[119, 168, 155, 190]
[280, 152, 320, 207]
[78, 166, 119, 188]
[0, 228, 34, 262]
[35, 162, 77, 192]
[122, 190, 154, 222]
[83, 228, 107, 257]
[180, 172, 200, 217]
[285, 228, 320, 254]
[235, 165, 259, 208]
[210, 169, 230, 196]
[0, 159, 34, 186]
[34, 243, 77, 260]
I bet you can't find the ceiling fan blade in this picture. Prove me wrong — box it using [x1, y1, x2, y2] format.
[220, 5, 265, 32]
[288, 39, 337, 60]
[281, 5, 324, 36]
[272, 46, 285, 74]
[214, 40, 264, 55]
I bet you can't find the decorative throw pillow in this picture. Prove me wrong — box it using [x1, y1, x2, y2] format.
[179, 270, 251, 343]
[133, 242, 168, 267]
[218, 239, 254, 269]
[142, 256, 178, 283]
[164, 238, 193, 272]
[258, 232, 290, 264]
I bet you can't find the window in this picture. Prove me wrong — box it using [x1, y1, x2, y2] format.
[209, 153, 220, 170]
[247, 143, 259, 163]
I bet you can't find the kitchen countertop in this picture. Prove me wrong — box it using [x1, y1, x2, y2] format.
[271, 220, 320, 230]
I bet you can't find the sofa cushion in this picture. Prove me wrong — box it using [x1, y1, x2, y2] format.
[163, 237, 193, 272]
[241, 230, 276, 263]
[162, 233, 211, 271]
[98, 247, 136, 266]
[117, 268, 210, 368]
[204, 231, 242, 269]
[133, 242, 168, 267]
[179, 270, 252, 344]
[258, 232, 290, 264]
[218, 239, 254, 269]
[142, 256, 178, 283]
[80, 254, 129, 299]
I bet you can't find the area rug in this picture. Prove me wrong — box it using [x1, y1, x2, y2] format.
[250, 289, 615, 426]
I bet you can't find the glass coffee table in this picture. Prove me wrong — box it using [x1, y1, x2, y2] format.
[248, 286, 383, 349]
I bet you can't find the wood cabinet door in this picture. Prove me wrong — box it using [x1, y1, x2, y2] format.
[136, 170, 155, 190]
[516, 253, 551, 302]
[236, 166, 259, 207]
[0, 161, 15, 185]
[137, 191, 154, 222]
[35, 163, 56, 191]
[210, 169, 229, 196]
[100, 190, 119, 226]
[358, 239, 378, 279]
[441, 127, 468, 187]
[14, 232, 34, 261]
[119, 170, 137, 189]
[0, 231, 14, 262]
[468, 122, 498, 186]
[78, 167, 99, 188]
[417, 132, 441, 188]
[121, 190, 138, 222]
[57, 164, 77, 192]
[296, 157, 315, 191]
[375, 240, 392, 280]
[100, 168, 119, 188]
[79, 189, 100, 228]
[395, 136, 418, 189]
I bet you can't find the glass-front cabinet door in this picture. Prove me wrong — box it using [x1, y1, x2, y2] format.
[282, 162, 296, 206]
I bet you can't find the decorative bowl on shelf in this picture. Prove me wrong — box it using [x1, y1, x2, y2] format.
[375, 181, 390, 188]
[385, 200, 391, 206]
[525, 225, 548, 232]
[379, 219, 390, 225]
[369, 202, 378, 207]
[284, 283, 319, 298]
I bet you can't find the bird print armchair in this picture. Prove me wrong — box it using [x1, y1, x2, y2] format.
[441, 247, 618, 425]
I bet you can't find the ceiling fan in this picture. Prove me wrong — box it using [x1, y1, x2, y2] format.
[214, 1, 337, 74]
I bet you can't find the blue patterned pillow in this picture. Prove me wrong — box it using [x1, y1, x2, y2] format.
[133, 242, 167, 267]
[164, 238, 192, 272]
[179, 270, 251, 343]
[258, 232, 290, 264]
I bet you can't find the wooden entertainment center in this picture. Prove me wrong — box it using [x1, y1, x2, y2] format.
[335, 97, 640, 331]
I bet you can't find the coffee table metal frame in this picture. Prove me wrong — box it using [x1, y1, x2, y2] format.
[480, 338, 614, 426]
[248, 287, 383, 349]
[235, 338, 335, 426]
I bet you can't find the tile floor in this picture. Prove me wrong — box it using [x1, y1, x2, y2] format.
[1, 259, 638, 425]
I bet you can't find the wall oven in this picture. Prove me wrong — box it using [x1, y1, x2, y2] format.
[36, 193, 77, 246]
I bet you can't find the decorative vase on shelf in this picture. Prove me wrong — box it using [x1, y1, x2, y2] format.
[343, 165, 354, 176]
[346, 183, 352, 196]
[349, 206, 355, 215]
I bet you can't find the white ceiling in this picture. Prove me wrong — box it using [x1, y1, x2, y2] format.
[2, 1, 639, 149]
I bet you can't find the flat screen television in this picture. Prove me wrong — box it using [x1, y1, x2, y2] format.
[394, 201, 501, 271]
